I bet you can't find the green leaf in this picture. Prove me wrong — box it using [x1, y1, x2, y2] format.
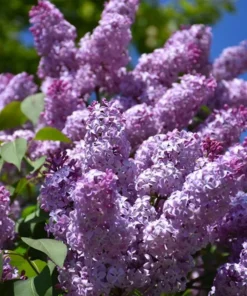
[26, 156, 46, 174]
[15, 178, 29, 196]
[34, 266, 52, 296]
[24, 209, 49, 224]
[0, 102, 27, 131]
[14, 265, 52, 296]
[14, 278, 38, 296]
[21, 205, 37, 219]
[8, 253, 37, 278]
[31, 260, 47, 274]
[0, 252, 3, 280]
[21, 93, 44, 125]
[34, 127, 71, 143]
[21, 238, 67, 268]
[0, 138, 27, 171]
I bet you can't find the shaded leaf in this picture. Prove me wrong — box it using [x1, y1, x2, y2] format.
[14, 278, 38, 296]
[0, 102, 27, 131]
[34, 127, 71, 143]
[26, 156, 46, 174]
[8, 253, 37, 278]
[21, 238, 67, 268]
[21, 205, 37, 219]
[0, 138, 27, 171]
[21, 93, 44, 125]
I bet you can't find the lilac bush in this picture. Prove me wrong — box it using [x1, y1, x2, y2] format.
[0, 0, 247, 295]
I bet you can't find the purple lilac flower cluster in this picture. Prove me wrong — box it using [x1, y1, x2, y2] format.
[1, 0, 247, 295]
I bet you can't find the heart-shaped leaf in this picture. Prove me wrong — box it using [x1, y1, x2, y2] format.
[1, 138, 27, 171]
[21, 238, 67, 268]
[21, 93, 44, 125]
[0, 102, 27, 130]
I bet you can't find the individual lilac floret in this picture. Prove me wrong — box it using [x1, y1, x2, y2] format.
[77, 0, 139, 93]
[123, 103, 158, 150]
[212, 41, 247, 81]
[0, 186, 15, 249]
[209, 243, 247, 296]
[41, 79, 79, 130]
[155, 74, 217, 132]
[62, 109, 89, 141]
[29, 0, 78, 78]
[215, 79, 247, 108]
[0, 72, 37, 110]
[198, 106, 247, 149]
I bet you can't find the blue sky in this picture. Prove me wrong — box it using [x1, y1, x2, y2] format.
[211, 0, 247, 79]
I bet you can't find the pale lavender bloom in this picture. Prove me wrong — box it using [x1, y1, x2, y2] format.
[152, 130, 202, 175]
[41, 79, 79, 130]
[212, 41, 247, 81]
[30, 0, 78, 78]
[77, 0, 139, 93]
[134, 25, 212, 88]
[136, 162, 184, 198]
[0, 72, 37, 110]
[134, 134, 168, 175]
[0, 186, 15, 249]
[108, 96, 137, 113]
[0, 73, 13, 94]
[58, 251, 95, 296]
[209, 243, 247, 296]
[198, 106, 247, 149]
[215, 79, 247, 108]
[124, 103, 158, 149]
[67, 170, 136, 259]
[210, 192, 247, 251]
[30, 140, 60, 160]
[155, 74, 217, 132]
[84, 101, 130, 171]
[63, 109, 89, 141]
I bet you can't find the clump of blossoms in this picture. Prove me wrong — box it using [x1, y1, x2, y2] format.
[1, 0, 247, 295]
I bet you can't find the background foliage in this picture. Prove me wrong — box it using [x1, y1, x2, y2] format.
[0, 0, 235, 74]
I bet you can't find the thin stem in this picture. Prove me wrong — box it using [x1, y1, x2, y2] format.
[6, 252, 40, 276]
[95, 87, 101, 102]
